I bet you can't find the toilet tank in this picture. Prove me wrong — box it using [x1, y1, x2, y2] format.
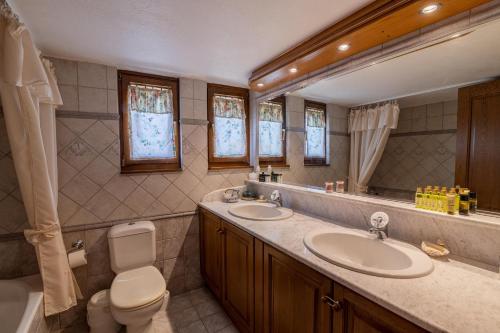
[108, 221, 156, 273]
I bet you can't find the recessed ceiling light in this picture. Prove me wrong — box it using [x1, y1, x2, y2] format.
[421, 3, 440, 14]
[257, 83, 264, 87]
[338, 43, 350, 51]
[289, 67, 298, 73]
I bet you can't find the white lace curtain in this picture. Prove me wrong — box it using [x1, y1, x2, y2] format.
[0, 2, 80, 315]
[348, 102, 399, 193]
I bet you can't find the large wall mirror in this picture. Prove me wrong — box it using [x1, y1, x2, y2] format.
[261, 16, 500, 213]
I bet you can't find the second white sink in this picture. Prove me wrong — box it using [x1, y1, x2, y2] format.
[304, 228, 433, 278]
[228, 203, 293, 221]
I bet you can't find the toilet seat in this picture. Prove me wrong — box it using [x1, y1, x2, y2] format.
[110, 266, 166, 311]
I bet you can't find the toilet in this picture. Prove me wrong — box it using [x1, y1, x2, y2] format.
[107, 221, 166, 333]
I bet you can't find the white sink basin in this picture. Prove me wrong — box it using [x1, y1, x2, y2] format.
[304, 228, 433, 278]
[228, 203, 293, 221]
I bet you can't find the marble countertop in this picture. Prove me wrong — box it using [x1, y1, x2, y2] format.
[199, 200, 500, 333]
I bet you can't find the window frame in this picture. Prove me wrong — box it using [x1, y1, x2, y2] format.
[258, 95, 287, 167]
[207, 83, 251, 170]
[118, 70, 181, 173]
[304, 100, 328, 166]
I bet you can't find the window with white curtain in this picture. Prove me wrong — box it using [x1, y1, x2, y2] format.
[305, 101, 327, 165]
[128, 84, 176, 159]
[118, 71, 181, 173]
[207, 84, 250, 169]
[259, 97, 286, 165]
[213, 95, 247, 157]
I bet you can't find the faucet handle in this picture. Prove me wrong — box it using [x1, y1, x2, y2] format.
[270, 190, 281, 201]
[370, 212, 389, 229]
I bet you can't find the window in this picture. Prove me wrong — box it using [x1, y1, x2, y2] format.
[304, 100, 327, 166]
[118, 70, 181, 173]
[259, 96, 286, 166]
[207, 84, 250, 169]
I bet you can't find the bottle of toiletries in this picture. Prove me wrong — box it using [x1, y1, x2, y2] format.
[440, 187, 448, 213]
[267, 165, 273, 175]
[469, 192, 477, 213]
[446, 189, 457, 215]
[450, 187, 460, 214]
[459, 193, 470, 215]
[432, 186, 441, 211]
[325, 182, 334, 193]
[415, 187, 423, 208]
[424, 186, 432, 210]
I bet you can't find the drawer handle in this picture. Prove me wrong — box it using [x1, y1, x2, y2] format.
[217, 228, 225, 234]
[321, 295, 342, 311]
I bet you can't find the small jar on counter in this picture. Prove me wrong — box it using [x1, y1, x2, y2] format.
[325, 182, 334, 193]
[336, 180, 345, 193]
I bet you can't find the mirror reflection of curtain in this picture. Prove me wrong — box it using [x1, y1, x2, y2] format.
[0, 9, 80, 315]
[348, 102, 399, 193]
[259, 101, 283, 157]
[213, 95, 246, 157]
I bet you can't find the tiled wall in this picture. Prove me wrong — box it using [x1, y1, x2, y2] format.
[275, 96, 350, 187]
[0, 57, 350, 329]
[369, 100, 457, 200]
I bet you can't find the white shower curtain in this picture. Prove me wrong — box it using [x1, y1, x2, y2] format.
[348, 102, 399, 193]
[0, 13, 80, 315]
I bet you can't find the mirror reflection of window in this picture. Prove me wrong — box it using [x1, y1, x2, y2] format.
[259, 101, 284, 157]
[304, 101, 327, 166]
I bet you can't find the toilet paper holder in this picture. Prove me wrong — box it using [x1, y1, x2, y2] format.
[68, 239, 84, 253]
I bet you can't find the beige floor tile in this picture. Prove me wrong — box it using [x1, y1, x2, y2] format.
[201, 312, 232, 333]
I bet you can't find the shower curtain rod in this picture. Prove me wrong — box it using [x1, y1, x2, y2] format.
[351, 99, 398, 110]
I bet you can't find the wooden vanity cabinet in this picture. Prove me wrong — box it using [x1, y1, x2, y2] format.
[199, 209, 255, 333]
[257, 242, 332, 333]
[199, 208, 428, 333]
[332, 285, 427, 333]
[200, 209, 223, 298]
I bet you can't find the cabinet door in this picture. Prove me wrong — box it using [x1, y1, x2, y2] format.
[333, 284, 427, 333]
[261, 244, 331, 333]
[199, 209, 223, 298]
[221, 221, 254, 333]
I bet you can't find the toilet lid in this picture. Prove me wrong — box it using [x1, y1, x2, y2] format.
[110, 266, 166, 310]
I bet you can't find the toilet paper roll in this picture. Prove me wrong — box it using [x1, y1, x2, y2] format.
[68, 249, 87, 268]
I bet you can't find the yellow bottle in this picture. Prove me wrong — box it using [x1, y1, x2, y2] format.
[432, 186, 440, 211]
[424, 186, 432, 210]
[454, 187, 460, 212]
[415, 187, 423, 208]
[447, 189, 457, 215]
[440, 188, 448, 213]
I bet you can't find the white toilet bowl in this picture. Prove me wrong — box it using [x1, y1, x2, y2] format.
[109, 265, 166, 333]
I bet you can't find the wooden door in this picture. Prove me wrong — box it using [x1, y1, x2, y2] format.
[221, 221, 254, 333]
[456, 80, 500, 211]
[199, 209, 223, 298]
[260, 244, 331, 333]
[332, 284, 427, 333]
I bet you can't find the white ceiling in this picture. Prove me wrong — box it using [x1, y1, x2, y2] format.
[294, 19, 500, 107]
[10, 0, 371, 87]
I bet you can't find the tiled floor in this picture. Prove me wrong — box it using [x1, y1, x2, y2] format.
[153, 287, 239, 333]
[59, 287, 239, 333]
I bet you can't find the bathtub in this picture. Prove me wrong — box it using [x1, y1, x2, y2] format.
[0, 275, 47, 333]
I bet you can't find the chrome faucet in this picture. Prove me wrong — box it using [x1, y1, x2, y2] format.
[268, 190, 282, 207]
[369, 212, 389, 240]
[369, 225, 388, 240]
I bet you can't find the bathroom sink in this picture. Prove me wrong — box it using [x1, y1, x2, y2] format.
[228, 203, 293, 221]
[304, 228, 433, 278]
